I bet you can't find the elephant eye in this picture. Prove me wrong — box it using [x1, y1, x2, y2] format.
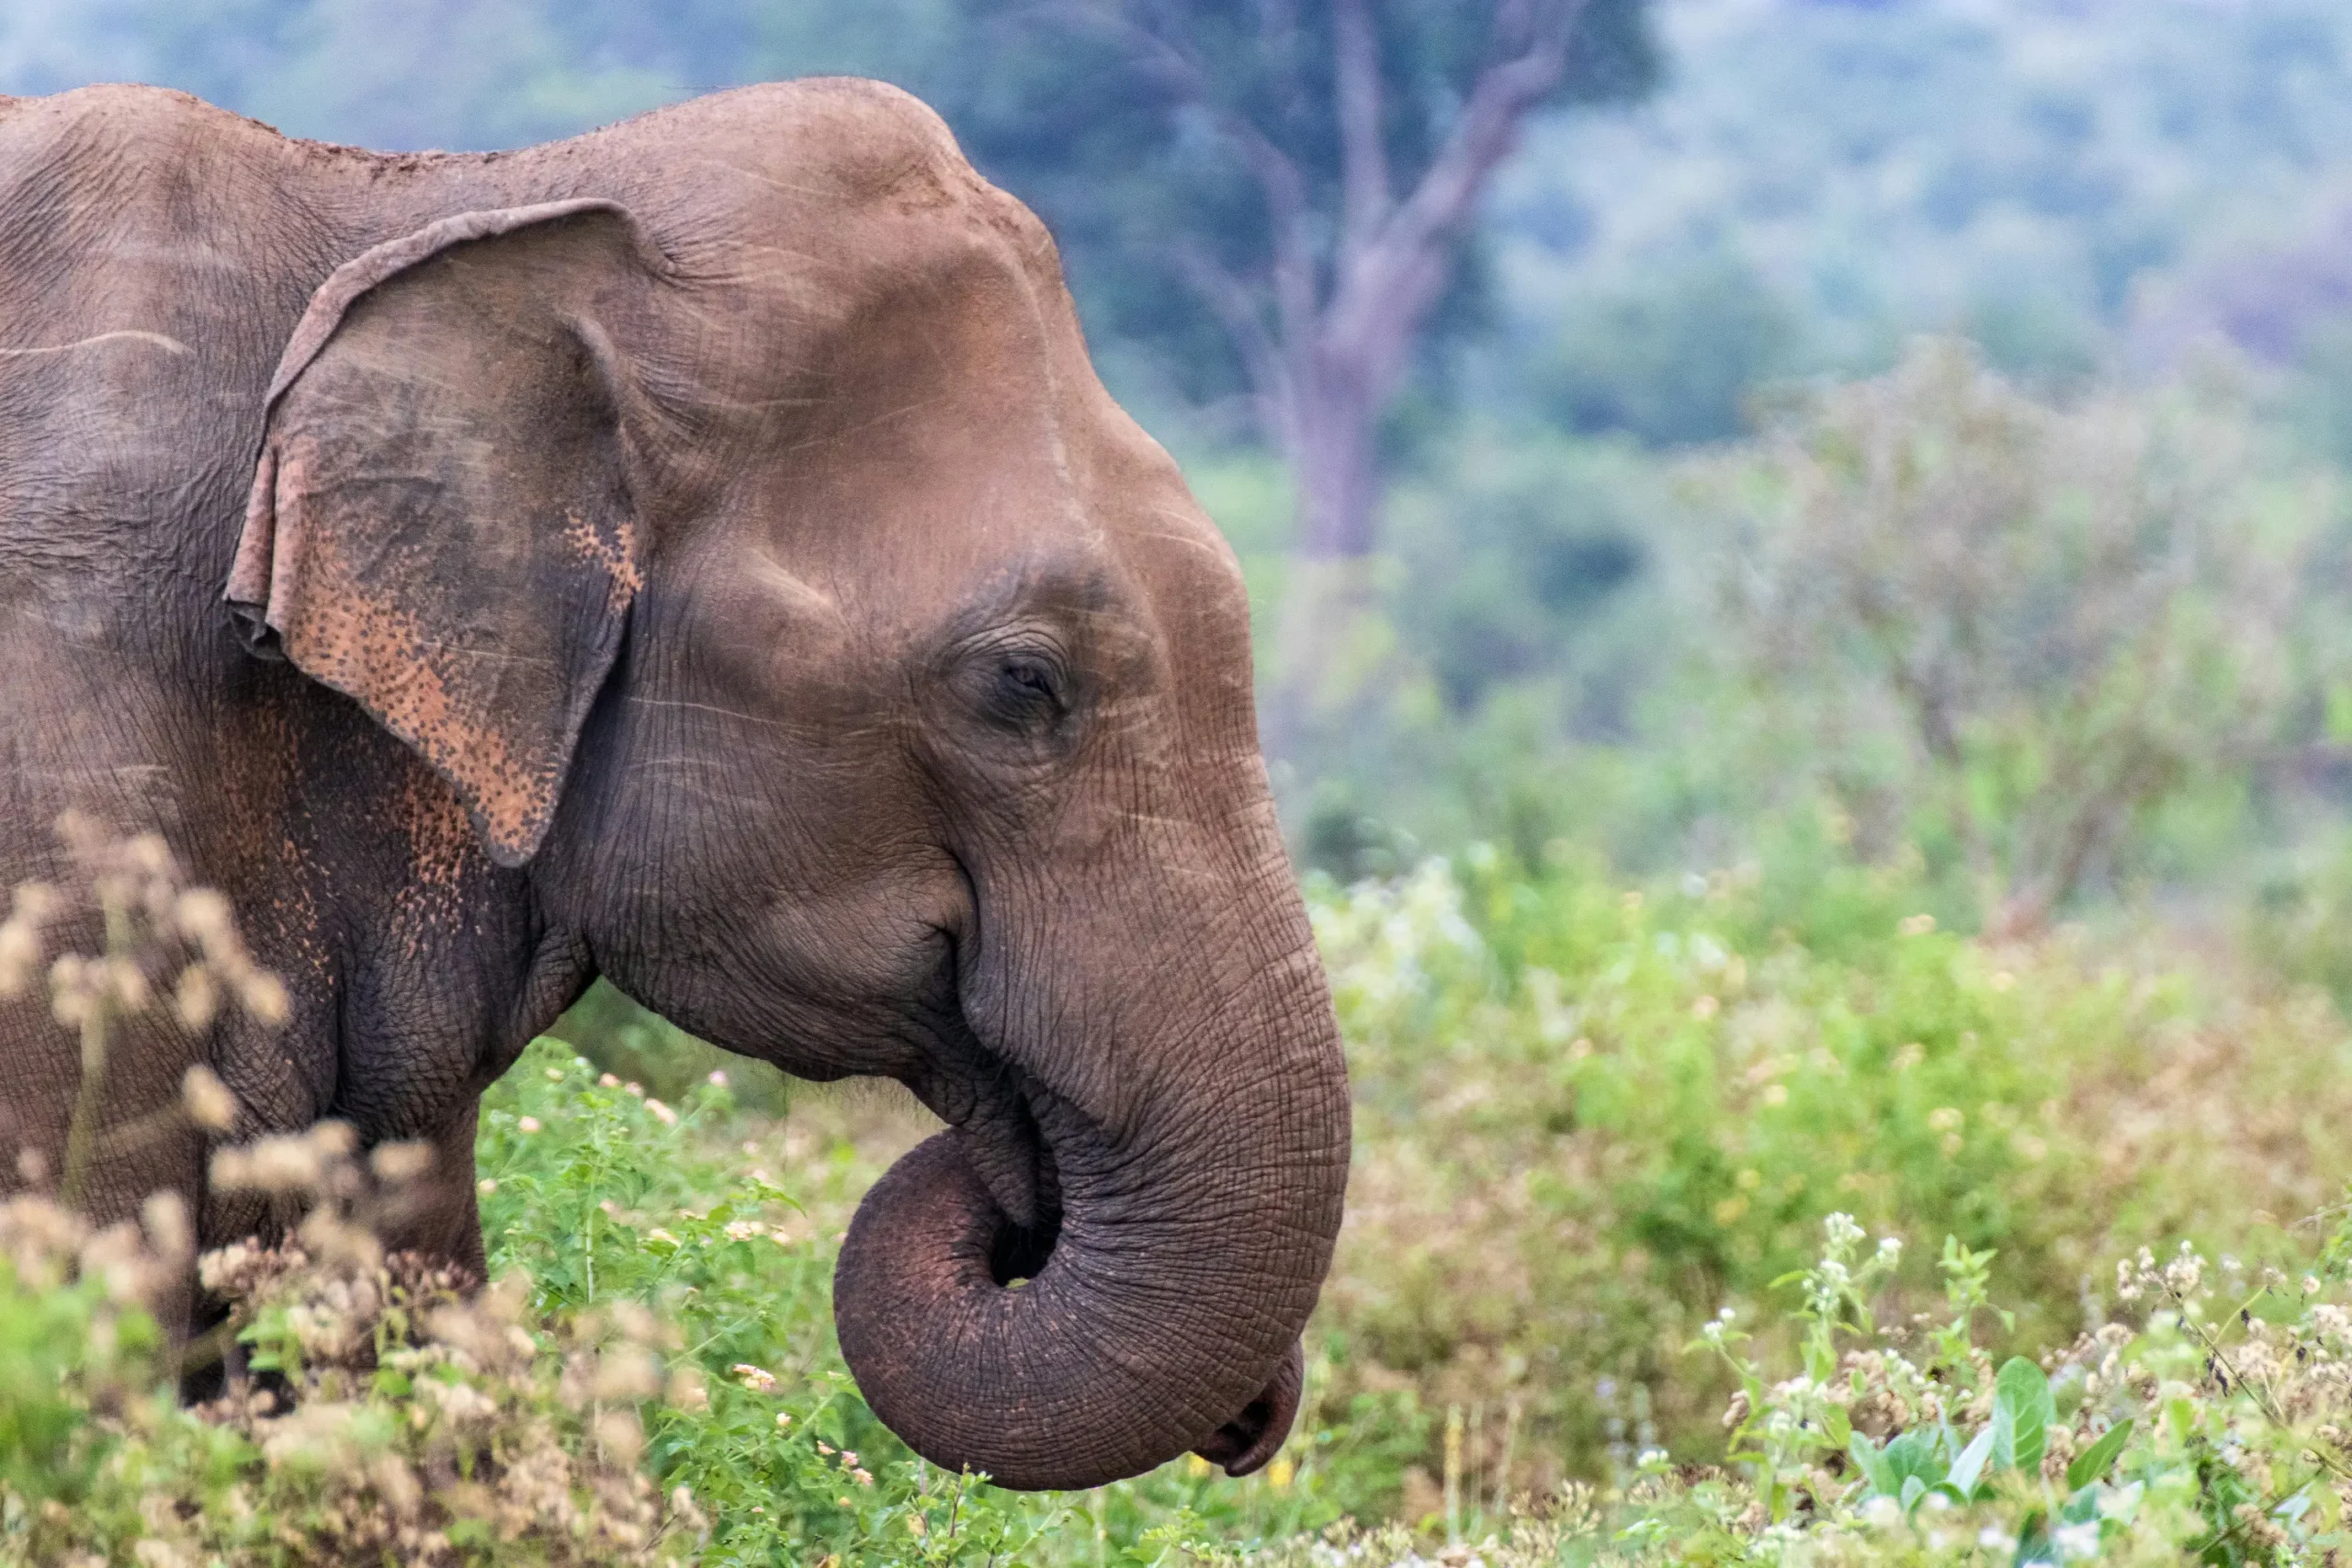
[980, 653, 1069, 734]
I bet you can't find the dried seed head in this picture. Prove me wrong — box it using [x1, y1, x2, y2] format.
[307, 1121, 358, 1162]
[212, 1134, 321, 1194]
[141, 1191, 191, 1261]
[594, 1408, 645, 1464]
[125, 833, 170, 877]
[240, 971, 289, 1026]
[173, 888, 233, 949]
[181, 1065, 237, 1133]
[0, 893, 47, 996]
[609, 1301, 659, 1345]
[592, 1347, 663, 1403]
[369, 1453, 424, 1521]
[174, 965, 220, 1032]
[368, 1142, 434, 1186]
[9, 882, 58, 924]
[104, 955, 147, 1012]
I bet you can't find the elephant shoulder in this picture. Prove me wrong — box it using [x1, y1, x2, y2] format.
[0, 86, 329, 590]
[0, 85, 345, 309]
[0, 83, 300, 191]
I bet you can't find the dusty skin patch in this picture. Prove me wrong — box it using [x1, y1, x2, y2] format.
[563, 508, 642, 612]
[257, 439, 554, 861]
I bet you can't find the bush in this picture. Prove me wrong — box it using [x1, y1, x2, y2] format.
[1308, 849, 2352, 1519]
[1705, 339, 2313, 934]
[1535, 247, 1797, 448]
[1250, 1201, 2352, 1565]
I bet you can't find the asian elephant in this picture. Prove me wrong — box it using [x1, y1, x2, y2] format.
[0, 79, 1350, 1492]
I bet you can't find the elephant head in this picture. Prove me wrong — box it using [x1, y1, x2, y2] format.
[222, 82, 1351, 1491]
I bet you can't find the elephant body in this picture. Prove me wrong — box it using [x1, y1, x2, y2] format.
[0, 81, 1349, 1490]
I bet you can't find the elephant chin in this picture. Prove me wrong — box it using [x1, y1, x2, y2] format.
[831, 1129, 1313, 1492]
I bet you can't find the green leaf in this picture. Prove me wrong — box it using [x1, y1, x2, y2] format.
[1849, 1434, 1896, 1497]
[1946, 1423, 1996, 1495]
[2065, 1416, 2133, 1492]
[1822, 1402, 1852, 1448]
[2011, 1508, 2053, 1567]
[1992, 1357, 2053, 1474]
[1883, 1429, 1943, 1491]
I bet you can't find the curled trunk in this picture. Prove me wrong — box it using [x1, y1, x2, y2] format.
[833, 987, 1349, 1490]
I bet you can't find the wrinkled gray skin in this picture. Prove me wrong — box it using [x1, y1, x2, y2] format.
[0, 80, 1351, 1492]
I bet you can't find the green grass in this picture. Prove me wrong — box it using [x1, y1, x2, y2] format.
[472, 1049, 1409, 1565]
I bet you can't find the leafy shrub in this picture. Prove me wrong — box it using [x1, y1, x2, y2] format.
[1534, 247, 1797, 448]
[0, 1128, 711, 1567]
[1250, 1201, 2352, 1565]
[1309, 850, 2352, 1517]
[0, 824, 705, 1566]
[1706, 338, 2312, 934]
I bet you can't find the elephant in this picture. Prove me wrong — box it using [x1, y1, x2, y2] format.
[0, 78, 1351, 1492]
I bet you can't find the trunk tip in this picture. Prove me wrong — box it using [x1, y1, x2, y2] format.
[1188, 1337, 1305, 1477]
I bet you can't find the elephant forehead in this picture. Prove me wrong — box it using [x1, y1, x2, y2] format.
[684, 243, 1069, 457]
[582, 84, 1246, 701]
[620, 79, 983, 236]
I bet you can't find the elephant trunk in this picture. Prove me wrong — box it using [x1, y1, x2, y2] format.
[831, 928, 1351, 1491]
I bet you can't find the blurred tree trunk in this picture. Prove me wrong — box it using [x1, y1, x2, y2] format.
[1162, 0, 1602, 761]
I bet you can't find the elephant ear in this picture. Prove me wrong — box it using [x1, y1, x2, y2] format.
[229, 199, 670, 866]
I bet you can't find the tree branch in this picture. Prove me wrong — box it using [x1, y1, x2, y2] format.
[1170, 241, 1296, 449]
[1227, 119, 1322, 364]
[1325, 0, 1592, 395]
[1333, 0, 1391, 256]
[1033, 0, 1322, 368]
